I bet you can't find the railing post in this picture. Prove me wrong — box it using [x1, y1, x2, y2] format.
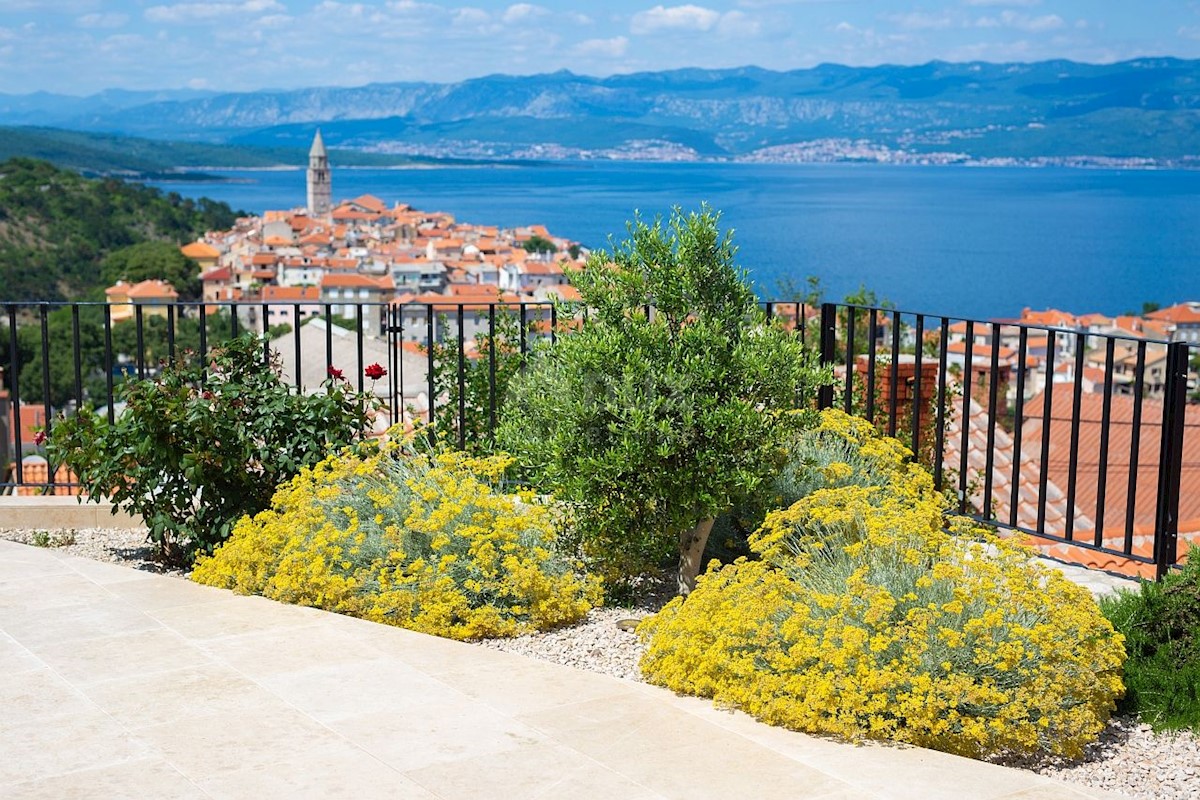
[1154, 341, 1189, 580]
[817, 302, 837, 410]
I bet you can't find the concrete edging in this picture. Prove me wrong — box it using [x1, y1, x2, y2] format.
[0, 497, 143, 529]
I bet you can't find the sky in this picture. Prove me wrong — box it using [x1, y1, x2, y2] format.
[1, 0, 1198, 96]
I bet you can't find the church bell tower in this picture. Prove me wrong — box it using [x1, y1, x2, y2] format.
[306, 129, 332, 217]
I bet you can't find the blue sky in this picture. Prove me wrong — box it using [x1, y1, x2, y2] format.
[2, 0, 1198, 95]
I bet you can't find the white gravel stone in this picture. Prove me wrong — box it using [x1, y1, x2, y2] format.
[3, 525, 1198, 800]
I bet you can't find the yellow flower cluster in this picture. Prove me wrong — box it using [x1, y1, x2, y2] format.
[192, 437, 601, 640]
[639, 410, 1126, 759]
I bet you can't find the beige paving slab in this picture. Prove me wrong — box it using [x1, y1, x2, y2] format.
[130, 707, 361, 780]
[56, 553, 161, 585]
[0, 666, 102, 733]
[0, 709, 156, 786]
[426, 647, 639, 715]
[0, 568, 125, 611]
[32, 626, 216, 686]
[80, 663, 284, 729]
[147, 592, 326, 641]
[93, 571, 226, 611]
[0, 594, 162, 647]
[0, 541, 1131, 800]
[194, 751, 437, 800]
[0, 544, 77, 582]
[0, 632, 41, 674]
[403, 737, 665, 800]
[0, 758, 210, 800]
[249, 656, 467, 722]
[654, 691, 1128, 800]
[196, 622, 390, 679]
[326, 699, 550, 773]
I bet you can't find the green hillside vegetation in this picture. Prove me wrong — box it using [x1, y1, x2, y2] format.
[0, 157, 242, 301]
[0, 127, 452, 175]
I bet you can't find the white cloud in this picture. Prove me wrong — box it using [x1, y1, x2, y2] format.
[717, 10, 761, 36]
[145, 1, 284, 24]
[1181, 25, 1200, 41]
[573, 35, 629, 57]
[502, 3, 549, 24]
[631, 4, 722, 35]
[452, 8, 491, 26]
[76, 13, 129, 29]
[629, 4, 761, 38]
[884, 11, 955, 31]
[975, 11, 1063, 32]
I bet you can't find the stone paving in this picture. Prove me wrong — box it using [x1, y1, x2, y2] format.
[0, 537, 1130, 800]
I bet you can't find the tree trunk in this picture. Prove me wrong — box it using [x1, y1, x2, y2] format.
[677, 516, 716, 596]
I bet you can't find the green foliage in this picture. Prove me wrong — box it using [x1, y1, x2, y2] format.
[1101, 553, 1200, 732]
[101, 242, 201, 299]
[499, 206, 830, 588]
[30, 530, 76, 548]
[425, 309, 525, 455]
[521, 234, 558, 255]
[0, 157, 241, 301]
[640, 411, 1126, 760]
[191, 442, 601, 640]
[46, 334, 376, 565]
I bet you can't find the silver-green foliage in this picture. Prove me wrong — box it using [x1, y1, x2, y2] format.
[499, 206, 830, 586]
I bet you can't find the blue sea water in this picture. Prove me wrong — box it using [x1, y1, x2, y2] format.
[147, 162, 1200, 320]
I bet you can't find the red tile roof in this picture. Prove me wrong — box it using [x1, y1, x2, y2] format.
[947, 388, 1200, 577]
[1147, 302, 1200, 325]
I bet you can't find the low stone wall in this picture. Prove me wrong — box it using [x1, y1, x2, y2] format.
[0, 496, 143, 529]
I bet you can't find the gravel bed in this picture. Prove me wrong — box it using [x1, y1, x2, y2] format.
[3, 526, 1198, 799]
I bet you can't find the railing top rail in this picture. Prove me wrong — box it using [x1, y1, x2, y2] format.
[826, 301, 1174, 347]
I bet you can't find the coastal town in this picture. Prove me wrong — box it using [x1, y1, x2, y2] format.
[6, 131, 1200, 580]
[31, 130, 1200, 443]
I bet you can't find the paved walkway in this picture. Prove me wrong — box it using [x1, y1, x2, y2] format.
[0, 538, 1126, 800]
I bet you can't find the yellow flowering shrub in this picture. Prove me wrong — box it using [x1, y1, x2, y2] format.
[192, 437, 601, 640]
[639, 414, 1126, 759]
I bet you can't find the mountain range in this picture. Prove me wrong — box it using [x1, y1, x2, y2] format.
[2, 58, 1197, 166]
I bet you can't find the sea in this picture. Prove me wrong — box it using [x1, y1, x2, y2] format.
[146, 162, 1200, 321]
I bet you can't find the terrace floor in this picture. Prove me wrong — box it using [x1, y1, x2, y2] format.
[0, 538, 1134, 800]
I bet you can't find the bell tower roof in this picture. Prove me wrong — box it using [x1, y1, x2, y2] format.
[309, 128, 327, 158]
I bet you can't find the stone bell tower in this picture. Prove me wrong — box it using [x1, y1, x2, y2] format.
[306, 128, 332, 217]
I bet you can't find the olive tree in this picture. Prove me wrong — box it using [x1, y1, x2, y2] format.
[499, 207, 830, 594]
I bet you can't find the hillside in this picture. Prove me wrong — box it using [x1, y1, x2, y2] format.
[3, 58, 1198, 164]
[0, 127, 443, 176]
[0, 158, 242, 301]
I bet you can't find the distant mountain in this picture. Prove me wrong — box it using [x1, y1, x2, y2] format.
[4, 59, 1198, 164]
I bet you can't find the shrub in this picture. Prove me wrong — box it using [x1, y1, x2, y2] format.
[191, 438, 601, 640]
[709, 408, 911, 561]
[47, 335, 375, 565]
[499, 206, 830, 594]
[1101, 551, 1200, 731]
[639, 417, 1126, 759]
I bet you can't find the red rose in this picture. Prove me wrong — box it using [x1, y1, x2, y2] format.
[327, 365, 345, 380]
[33, 429, 47, 446]
[364, 363, 387, 380]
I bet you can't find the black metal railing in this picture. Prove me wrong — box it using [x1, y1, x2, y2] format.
[0, 299, 560, 491]
[3, 297, 1189, 578]
[816, 302, 1194, 579]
